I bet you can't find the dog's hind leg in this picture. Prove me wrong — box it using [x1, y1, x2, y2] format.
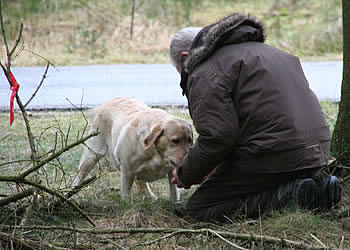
[72, 147, 102, 188]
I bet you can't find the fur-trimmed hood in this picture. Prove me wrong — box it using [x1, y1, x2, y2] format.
[182, 13, 266, 74]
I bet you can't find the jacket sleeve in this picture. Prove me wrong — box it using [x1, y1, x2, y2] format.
[177, 71, 239, 186]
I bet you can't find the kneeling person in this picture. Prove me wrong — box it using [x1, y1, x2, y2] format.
[169, 13, 341, 222]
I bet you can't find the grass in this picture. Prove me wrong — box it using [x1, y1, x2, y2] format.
[0, 102, 349, 248]
[1, 0, 342, 66]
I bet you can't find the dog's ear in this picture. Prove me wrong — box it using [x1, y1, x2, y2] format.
[144, 123, 164, 150]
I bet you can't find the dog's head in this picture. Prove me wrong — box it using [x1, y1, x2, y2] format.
[143, 117, 193, 168]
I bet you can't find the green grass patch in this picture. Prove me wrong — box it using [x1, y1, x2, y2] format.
[321, 101, 339, 133]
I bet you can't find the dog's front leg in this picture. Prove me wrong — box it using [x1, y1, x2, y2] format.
[168, 172, 180, 201]
[120, 165, 135, 200]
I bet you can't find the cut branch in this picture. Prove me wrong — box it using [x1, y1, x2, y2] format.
[19, 130, 99, 179]
[0, 131, 99, 226]
[0, 226, 321, 249]
[65, 175, 97, 199]
[0, 231, 68, 250]
[0, 188, 34, 206]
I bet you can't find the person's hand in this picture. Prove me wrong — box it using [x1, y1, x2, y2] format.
[171, 169, 191, 189]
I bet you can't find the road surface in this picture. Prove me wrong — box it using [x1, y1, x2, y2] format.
[0, 62, 343, 111]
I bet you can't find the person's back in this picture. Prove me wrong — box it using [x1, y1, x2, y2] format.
[191, 40, 331, 174]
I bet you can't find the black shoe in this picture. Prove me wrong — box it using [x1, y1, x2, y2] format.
[277, 178, 319, 210]
[173, 201, 187, 217]
[317, 176, 341, 211]
[294, 178, 320, 210]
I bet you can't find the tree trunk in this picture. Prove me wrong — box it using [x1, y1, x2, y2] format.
[331, 0, 350, 166]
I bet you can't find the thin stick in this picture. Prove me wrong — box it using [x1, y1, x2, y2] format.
[18, 130, 99, 179]
[1, 60, 39, 163]
[0, 231, 68, 250]
[9, 23, 23, 57]
[341, 174, 350, 183]
[208, 229, 248, 250]
[0, 226, 320, 249]
[135, 231, 179, 247]
[20, 179, 96, 227]
[24, 61, 50, 108]
[0, 188, 34, 206]
[65, 176, 97, 199]
[23, 48, 56, 67]
[0, 159, 32, 167]
[0, 176, 96, 226]
[0, 1, 9, 62]
[310, 233, 327, 248]
[64, 97, 90, 138]
[338, 209, 350, 218]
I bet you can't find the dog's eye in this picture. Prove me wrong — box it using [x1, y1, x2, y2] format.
[188, 137, 193, 144]
[172, 138, 180, 144]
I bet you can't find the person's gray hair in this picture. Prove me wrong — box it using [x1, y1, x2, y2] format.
[170, 27, 202, 68]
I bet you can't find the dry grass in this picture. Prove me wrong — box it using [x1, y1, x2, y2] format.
[0, 103, 349, 248]
[1, 0, 342, 66]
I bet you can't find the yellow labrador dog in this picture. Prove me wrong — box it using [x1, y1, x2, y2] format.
[72, 97, 193, 200]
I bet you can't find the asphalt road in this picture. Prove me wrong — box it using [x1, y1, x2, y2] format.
[0, 62, 343, 111]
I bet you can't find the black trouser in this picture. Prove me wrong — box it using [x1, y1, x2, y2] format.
[185, 164, 322, 222]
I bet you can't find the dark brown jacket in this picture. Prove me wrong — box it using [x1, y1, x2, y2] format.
[177, 14, 331, 187]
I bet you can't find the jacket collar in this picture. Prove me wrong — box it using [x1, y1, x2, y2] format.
[180, 13, 266, 95]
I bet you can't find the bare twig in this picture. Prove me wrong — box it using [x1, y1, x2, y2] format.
[310, 233, 327, 248]
[0, 231, 68, 250]
[0, 159, 32, 167]
[0, 177, 96, 227]
[24, 61, 50, 108]
[0, 188, 34, 206]
[23, 48, 56, 67]
[9, 23, 23, 58]
[0, 131, 99, 226]
[338, 209, 350, 218]
[0, 226, 321, 249]
[64, 97, 90, 138]
[98, 238, 128, 249]
[208, 229, 248, 250]
[341, 174, 350, 183]
[0, 61, 39, 162]
[0, 1, 98, 228]
[134, 231, 178, 247]
[65, 175, 97, 199]
[0, 1, 9, 63]
[18, 130, 99, 179]
[23, 179, 95, 226]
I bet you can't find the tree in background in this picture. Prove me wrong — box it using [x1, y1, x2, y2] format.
[331, 0, 350, 166]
